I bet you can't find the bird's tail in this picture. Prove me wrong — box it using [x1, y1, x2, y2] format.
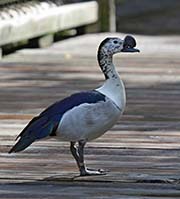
[9, 136, 35, 153]
[9, 117, 56, 153]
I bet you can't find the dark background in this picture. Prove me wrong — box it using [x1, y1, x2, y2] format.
[65, 0, 180, 35]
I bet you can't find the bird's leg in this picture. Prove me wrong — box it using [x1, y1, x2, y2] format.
[70, 141, 81, 169]
[78, 140, 106, 176]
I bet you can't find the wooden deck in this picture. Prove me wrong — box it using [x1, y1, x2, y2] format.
[1, 33, 180, 198]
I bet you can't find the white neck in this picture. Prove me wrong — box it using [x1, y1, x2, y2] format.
[96, 54, 126, 111]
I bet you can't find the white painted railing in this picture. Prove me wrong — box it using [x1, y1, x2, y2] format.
[0, 1, 98, 46]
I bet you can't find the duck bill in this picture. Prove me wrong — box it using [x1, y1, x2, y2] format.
[122, 47, 140, 53]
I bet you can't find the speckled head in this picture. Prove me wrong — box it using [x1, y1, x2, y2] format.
[97, 35, 140, 79]
[98, 37, 124, 57]
[98, 35, 139, 57]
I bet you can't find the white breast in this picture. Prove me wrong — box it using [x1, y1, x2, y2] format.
[56, 97, 122, 142]
[96, 77, 126, 112]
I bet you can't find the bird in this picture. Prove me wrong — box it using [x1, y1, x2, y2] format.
[9, 35, 140, 176]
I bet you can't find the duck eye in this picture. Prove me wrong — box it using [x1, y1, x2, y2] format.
[113, 40, 118, 44]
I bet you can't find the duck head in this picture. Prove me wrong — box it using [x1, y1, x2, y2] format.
[97, 35, 140, 79]
[98, 35, 140, 57]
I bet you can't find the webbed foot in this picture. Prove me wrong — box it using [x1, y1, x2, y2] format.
[80, 168, 107, 176]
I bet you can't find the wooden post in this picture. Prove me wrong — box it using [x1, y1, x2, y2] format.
[0, 48, 2, 59]
[109, 0, 116, 32]
[28, 34, 54, 48]
[98, 0, 116, 32]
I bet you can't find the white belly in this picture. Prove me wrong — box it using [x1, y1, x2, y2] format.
[56, 98, 122, 141]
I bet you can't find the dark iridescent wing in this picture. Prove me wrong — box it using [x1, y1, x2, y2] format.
[9, 90, 105, 153]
